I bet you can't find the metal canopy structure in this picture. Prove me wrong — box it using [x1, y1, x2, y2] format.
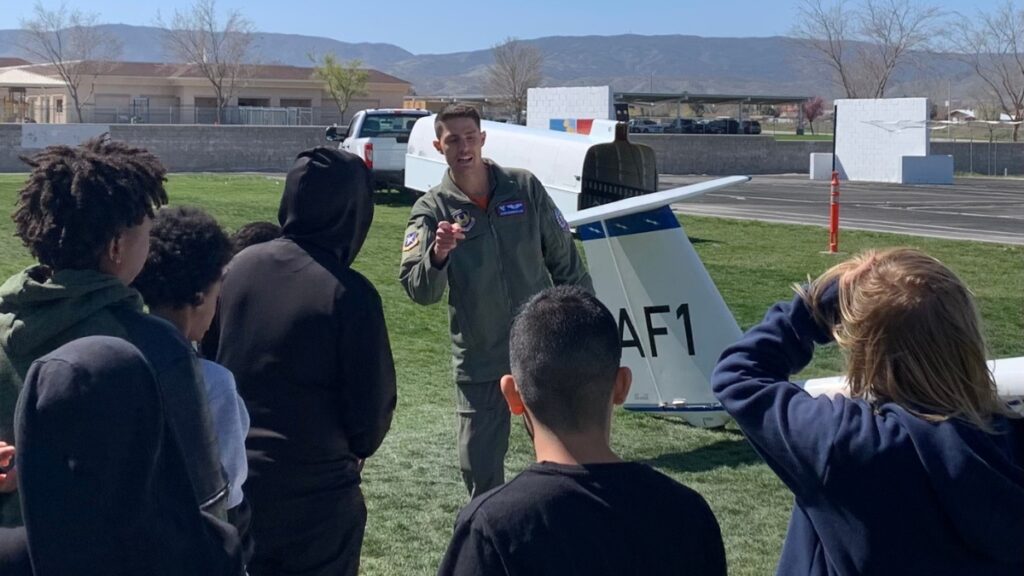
[614, 91, 811, 106]
[614, 91, 814, 131]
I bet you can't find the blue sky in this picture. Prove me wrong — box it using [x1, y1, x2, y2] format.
[0, 0, 1004, 54]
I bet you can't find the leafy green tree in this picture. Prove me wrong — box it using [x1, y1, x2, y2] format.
[313, 54, 369, 122]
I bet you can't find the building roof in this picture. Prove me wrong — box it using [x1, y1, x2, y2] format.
[0, 67, 65, 88]
[0, 57, 32, 68]
[18, 60, 410, 85]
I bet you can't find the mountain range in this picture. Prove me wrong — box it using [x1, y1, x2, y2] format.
[0, 24, 983, 101]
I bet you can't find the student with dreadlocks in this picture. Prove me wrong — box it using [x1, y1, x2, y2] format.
[0, 137, 229, 529]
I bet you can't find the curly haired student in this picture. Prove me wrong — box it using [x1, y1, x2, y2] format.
[133, 205, 253, 561]
[712, 248, 1024, 576]
[0, 137, 228, 527]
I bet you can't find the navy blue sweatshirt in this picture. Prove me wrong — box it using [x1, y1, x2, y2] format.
[712, 291, 1024, 576]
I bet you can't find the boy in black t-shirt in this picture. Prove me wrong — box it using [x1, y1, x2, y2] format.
[437, 286, 727, 576]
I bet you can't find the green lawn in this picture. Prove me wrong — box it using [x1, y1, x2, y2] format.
[0, 173, 1021, 575]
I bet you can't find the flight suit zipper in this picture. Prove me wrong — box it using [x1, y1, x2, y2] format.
[487, 208, 514, 316]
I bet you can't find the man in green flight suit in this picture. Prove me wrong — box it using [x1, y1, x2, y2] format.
[400, 104, 592, 497]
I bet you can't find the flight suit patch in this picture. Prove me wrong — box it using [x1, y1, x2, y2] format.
[497, 200, 526, 217]
[402, 230, 420, 252]
[554, 207, 570, 232]
[452, 209, 476, 232]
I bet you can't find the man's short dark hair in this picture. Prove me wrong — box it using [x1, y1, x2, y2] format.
[230, 221, 281, 254]
[434, 104, 482, 137]
[13, 136, 168, 270]
[133, 206, 232, 309]
[509, 286, 621, 433]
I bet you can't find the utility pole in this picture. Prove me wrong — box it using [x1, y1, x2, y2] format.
[947, 77, 951, 141]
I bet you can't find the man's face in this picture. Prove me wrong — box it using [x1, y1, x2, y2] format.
[434, 117, 486, 175]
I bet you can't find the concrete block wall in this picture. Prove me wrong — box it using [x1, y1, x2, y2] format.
[2, 123, 1021, 176]
[0, 125, 21, 171]
[107, 125, 325, 172]
[834, 98, 934, 183]
[632, 134, 833, 175]
[932, 141, 1024, 176]
[902, 155, 954, 184]
[809, 153, 847, 180]
[0, 124, 325, 172]
[21, 124, 110, 148]
[526, 86, 614, 130]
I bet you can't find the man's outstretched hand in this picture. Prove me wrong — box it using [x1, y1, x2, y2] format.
[431, 221, 465, 266]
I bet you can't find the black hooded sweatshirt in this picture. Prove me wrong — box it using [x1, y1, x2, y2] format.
[215, 147, 397, 497]
[15, 336, 243, 576]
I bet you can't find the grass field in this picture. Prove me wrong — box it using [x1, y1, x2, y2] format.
[0, 173, 1021, 575]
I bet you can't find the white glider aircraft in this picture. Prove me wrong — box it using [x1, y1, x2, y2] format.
[405, 117, 1024, 428]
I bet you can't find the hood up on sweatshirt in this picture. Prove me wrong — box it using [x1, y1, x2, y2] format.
[16, 336, 241, 576]
[277, 147, 374, 267]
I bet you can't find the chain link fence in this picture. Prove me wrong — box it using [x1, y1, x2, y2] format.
[9, 104, 349, 126]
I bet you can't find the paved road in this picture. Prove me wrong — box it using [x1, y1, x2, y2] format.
[660, 174, 1024, 245]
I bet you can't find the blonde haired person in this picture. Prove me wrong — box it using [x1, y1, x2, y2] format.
[712, 248, 1024, 576]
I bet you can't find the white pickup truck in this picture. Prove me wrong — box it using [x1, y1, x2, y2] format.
[325, 108, 430, 191]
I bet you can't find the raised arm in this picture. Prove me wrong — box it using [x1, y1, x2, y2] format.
[399, 205, 450, 305]
[712, 285, 846, 494]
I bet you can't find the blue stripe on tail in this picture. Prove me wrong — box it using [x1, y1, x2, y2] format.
[578, 205, 680, 241]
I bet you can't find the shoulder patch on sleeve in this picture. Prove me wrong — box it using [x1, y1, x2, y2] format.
[554, 207, 570, 232]
[402, 230, 421, 252]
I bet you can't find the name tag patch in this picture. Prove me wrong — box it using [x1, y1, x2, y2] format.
[497, 200, 526, 217]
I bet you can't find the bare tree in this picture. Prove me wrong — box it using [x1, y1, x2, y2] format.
[793, 0, 944, 98]
[18, 1, 122, 123]
[311, 54, 368, 122]
[859, 0, 944, 97]
[793, 0, 861, 97]
[486, 37, 544, 125]
[949, 1, 1024, 141]
[159, 0, 254, 124]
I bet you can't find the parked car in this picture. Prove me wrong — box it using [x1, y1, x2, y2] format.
[742, 120, 762, 135]
[663, 118, 697, 134]
[704, 118, 741, 135]
[325, 108, 429, 191]
[628, 118, 664, 133]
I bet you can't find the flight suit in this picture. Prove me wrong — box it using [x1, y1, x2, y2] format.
[400, 160, 592, 496]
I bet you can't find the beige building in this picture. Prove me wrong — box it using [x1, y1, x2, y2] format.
[404, 95, 518, 121]
[0, 60, 412, 125]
